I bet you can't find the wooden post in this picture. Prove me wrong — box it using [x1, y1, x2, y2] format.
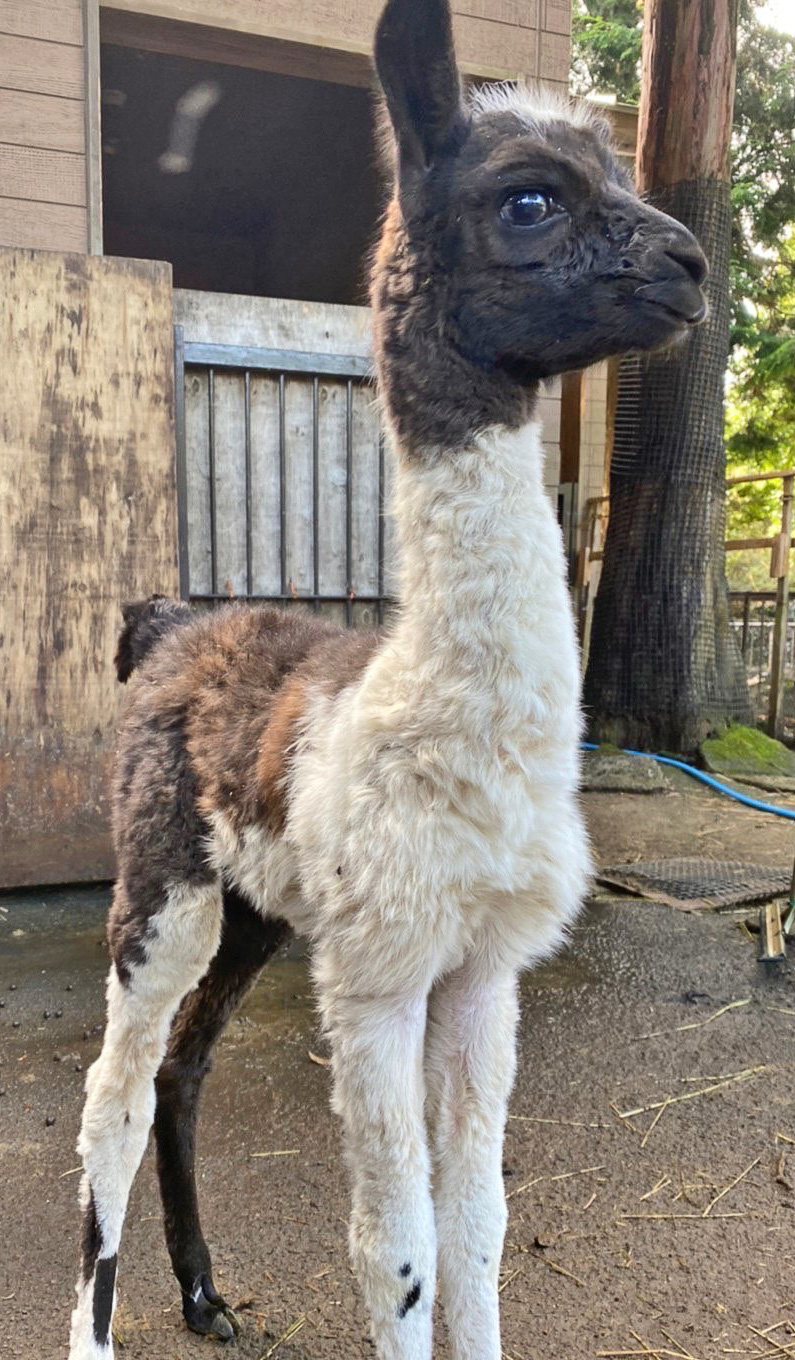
[741, 591, 751, 657]
[768, 474, 793, 739]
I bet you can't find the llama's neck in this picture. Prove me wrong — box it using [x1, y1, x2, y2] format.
[381, 420, 581, 739]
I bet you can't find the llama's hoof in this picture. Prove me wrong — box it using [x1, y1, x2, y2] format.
[183, 1275, 239, 1341]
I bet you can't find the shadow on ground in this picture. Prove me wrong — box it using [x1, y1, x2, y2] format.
[2, 778, 795, 1358]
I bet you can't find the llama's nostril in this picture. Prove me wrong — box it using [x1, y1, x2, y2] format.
[665, 241, 708, 287]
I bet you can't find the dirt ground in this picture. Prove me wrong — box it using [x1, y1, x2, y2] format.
[2, 771, 795, 1360]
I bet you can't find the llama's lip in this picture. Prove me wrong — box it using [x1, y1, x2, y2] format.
[634, 280, 708, 326]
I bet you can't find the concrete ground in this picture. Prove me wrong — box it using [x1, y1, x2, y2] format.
[2, 776, 795, 1360]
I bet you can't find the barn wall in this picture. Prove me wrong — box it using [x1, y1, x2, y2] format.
[101, 0, 571, 87]
[0, 249, 178, 887]
[0, 0, 92, 251]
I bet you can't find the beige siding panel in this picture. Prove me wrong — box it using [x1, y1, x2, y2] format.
[0, 248, 177, 886]
[0, 143, 85, 206]
[0, 33, 85, 99]
[0, 196, 86, 250]
[0, 0, 83, 45]
[0, 88, 85, 153]
[538, 28, 570, 83]
[456, 1, 537, 27]
[543, 0, 571, 36]
[103, 0, 555, 78]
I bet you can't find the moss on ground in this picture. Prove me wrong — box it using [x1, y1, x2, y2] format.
[700, 724, 795, 776]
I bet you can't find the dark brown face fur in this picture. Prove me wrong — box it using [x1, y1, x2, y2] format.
[372, 0, 708, 453]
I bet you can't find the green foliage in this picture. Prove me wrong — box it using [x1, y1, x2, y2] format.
[570, 0, 643, 102]
[572, 0, 795, 593]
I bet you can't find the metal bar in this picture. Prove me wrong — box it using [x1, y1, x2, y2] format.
[312, 377, 320, 612]
[741, 591, 751, 658]
[279, 373, 287, 598]
[244, 369, 253, 597]
[768, 473, 793, 738]
[345, 379, 353, 626]
[173, 326, 190, 601]
[377, 429, 385, 626]
[208, 367, 218, 598]
[184, 341, 371, 381]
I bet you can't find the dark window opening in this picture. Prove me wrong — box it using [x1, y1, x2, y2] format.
[100, 44, 383, 305]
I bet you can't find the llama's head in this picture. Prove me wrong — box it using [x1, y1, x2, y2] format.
[371, 0, 708, 452]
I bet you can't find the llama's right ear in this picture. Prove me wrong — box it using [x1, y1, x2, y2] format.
[374, 0, 467, 182]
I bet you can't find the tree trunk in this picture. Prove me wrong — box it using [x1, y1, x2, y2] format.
[583, 0, 751, 754]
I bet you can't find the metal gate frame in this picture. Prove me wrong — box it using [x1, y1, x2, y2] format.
[174, 325, 391, 624]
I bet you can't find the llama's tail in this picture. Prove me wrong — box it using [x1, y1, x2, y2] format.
[114, 595, 192, 682]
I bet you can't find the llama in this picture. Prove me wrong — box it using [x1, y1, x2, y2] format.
[69, 0, 707, 1356]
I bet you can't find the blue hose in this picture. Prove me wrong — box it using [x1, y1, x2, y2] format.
[581, 742, 795, 822]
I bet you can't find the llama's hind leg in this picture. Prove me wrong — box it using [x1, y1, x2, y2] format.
[69, 878, 222, 1360]
[154, 887, 290, 1340]
[425, 963, 519, 1360]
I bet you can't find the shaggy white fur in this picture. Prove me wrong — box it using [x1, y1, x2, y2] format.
[206, 417, 590, 1360]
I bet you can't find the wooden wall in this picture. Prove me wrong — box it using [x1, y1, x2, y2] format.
[102, 0, 571, 87]
[0, 249, 178, 887]
[0, 0, 94, 252]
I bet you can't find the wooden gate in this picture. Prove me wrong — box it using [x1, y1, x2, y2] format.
[173, 290, 398, 628]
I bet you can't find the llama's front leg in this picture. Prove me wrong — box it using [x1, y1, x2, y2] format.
[425, 964, 519, 1360]
[321, 980, 436, 1360]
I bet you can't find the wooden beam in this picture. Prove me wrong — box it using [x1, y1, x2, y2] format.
[82, 0, 103, 252]
[727, 468, 795, 486]
[100, 10, 375, 88]
[559, 370, 583, 485]
[100, 0, 544, 79]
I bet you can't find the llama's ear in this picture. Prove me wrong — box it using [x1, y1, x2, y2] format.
[374, 0, 466, 180]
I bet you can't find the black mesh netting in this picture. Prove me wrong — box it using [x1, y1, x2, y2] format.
[584, 179, 752, 751]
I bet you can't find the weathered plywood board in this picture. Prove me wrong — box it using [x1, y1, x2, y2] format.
[0, 249, 178, 886]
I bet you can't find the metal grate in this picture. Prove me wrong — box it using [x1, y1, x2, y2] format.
[597, 857, 791, 912]
[174, 328, 393, 625]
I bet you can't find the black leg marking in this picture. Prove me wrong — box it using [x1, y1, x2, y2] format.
[93, 1254, 118, 1347]
[81, 1190, 101, 1284]
[154, 888, 289, 1338]
[399, 1262, 412, 1278]
[397, 1279, 422, 1318]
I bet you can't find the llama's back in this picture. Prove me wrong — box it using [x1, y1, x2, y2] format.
[112, 601, 381, 886]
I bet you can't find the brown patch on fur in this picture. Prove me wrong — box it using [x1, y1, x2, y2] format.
[256, 678, 309, 833]
[112, 605, 381, 914]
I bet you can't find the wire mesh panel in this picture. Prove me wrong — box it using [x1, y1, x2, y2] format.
[175, 329, 397, 627]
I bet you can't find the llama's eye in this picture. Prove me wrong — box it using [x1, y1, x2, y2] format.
[500, 189, 557, 227]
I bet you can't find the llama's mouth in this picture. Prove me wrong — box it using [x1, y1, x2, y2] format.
[634, 280, 708, 327]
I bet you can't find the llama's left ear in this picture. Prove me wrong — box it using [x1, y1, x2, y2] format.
[374, 0, 467, 181]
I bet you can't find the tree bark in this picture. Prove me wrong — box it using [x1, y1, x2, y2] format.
[583, 0, 751, 754]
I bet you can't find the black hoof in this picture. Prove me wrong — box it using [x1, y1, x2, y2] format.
[182, 1274, 239, 1341]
